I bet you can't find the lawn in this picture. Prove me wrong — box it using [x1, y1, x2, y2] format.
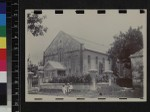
[28, 83, 143, 98]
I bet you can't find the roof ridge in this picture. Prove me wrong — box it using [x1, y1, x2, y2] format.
[58, 31, 109, 54]
[59, 31, 108, 47]
[45, 31, 109, 54]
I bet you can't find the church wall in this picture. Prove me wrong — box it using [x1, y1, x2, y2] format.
[83, 50, 110, 75]
[43, 31, 111, 77]
[43, 32, 82, 76]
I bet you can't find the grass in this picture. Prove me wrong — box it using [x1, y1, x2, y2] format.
[28, 83, 143, 98]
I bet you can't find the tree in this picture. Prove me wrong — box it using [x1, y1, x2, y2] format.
[108, 27, 143, 76]
[27, 12, 48, 37]
[27, 55, 38, 74]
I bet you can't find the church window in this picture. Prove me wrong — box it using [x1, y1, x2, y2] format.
[96, 56, 98, 68]
[103, 58, 105, 64]
[58, 48, 62, 62]
[88, 55, 91, 69]
[102, 58, 105, 71]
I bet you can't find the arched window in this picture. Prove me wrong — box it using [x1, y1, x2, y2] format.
[103, 58, 105, 64]
[96, 56, 98, 68]
[58, 48, 63, 62]
[102, 58, 105, 71]
[88, 55, 91, 69]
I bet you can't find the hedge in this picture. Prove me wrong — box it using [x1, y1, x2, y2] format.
[116, 78, 132, 87]
[48, 75, 92, 83]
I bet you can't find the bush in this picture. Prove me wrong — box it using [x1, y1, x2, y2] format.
[116, 78, 132, 87]
[48, 74, 92, 83]
[84, 75, 92, 83]
[96, 74, 109, 83]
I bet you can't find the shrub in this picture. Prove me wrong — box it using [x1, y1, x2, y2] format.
[48, 74, 92, 83]
[116, 78, 132, 87]
[84, 74, 92, 83]
[96, 74, 109, 83]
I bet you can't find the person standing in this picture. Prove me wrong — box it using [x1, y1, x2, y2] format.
[66, 83, 70, 95]
[62, 85, 66, 94]
[69, 83, 73, 93]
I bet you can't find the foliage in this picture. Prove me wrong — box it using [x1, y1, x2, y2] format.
[116, 78, 132, 87]
[108, 27, 143, 60]
[132, 60, 143, 80]
[27, 12, 48, 37]
[48, 74, 112, 83]
[96, 74, 109, 82]
[138, 65, 143, 79]
[48, 75, 92, 83]
[28, 64, 38, 75]
[108, 27, 143, 76]
[27, 56, 38, 75]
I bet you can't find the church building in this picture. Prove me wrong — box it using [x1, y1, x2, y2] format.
[43, 31, 111, 79]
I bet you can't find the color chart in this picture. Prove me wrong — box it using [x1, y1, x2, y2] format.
[0, 2, 7, 105]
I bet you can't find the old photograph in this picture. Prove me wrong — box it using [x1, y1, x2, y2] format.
[25, 10, 147, 102]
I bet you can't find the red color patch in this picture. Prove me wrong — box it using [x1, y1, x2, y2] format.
[0, 49, 6, 60]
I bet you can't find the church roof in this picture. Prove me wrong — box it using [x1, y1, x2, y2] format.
[58, 31, 109, 54]
[44, 61, 66, 70]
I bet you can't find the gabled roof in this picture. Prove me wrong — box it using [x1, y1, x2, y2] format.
[44, 61, 66, 70]
[130, 49, 143, 58]
[58, 31, 109, 54]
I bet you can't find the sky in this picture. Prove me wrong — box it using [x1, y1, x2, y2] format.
[25, 10, 146, 65]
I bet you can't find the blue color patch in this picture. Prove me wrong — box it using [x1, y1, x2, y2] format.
[0, 14, 6, 25]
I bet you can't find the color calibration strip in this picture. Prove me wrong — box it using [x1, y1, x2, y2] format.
[0, 2, 7, 105]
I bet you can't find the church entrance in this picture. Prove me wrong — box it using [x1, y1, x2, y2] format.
[99, 62, 103, 75]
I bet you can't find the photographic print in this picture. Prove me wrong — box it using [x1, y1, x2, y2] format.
[25, 10, 147, 102]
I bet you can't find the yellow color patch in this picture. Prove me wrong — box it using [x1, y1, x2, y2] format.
[0, 37, 6, 48]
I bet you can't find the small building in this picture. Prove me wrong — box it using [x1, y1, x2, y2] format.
[130, 49, 143, 87]
[44, 61, 66, 82]
[43, 31, 112, 78]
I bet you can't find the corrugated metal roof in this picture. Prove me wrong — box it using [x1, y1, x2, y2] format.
[130, 49, 143, 58]
[59, 31, 109, 54]
[44, 61, 66, 70]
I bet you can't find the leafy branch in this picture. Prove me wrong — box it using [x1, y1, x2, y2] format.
[27, 12, 48, 37]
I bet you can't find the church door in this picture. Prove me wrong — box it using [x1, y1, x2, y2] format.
[99, 62, 103, 75]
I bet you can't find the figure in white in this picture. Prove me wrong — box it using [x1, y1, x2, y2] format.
[69, 83, 73, 93]
[62, 85, 66, 94]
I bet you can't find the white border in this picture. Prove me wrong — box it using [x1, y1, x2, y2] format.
[25, 9, 147, 102]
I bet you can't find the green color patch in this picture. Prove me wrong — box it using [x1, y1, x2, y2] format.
[0, 26, 6, 37]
